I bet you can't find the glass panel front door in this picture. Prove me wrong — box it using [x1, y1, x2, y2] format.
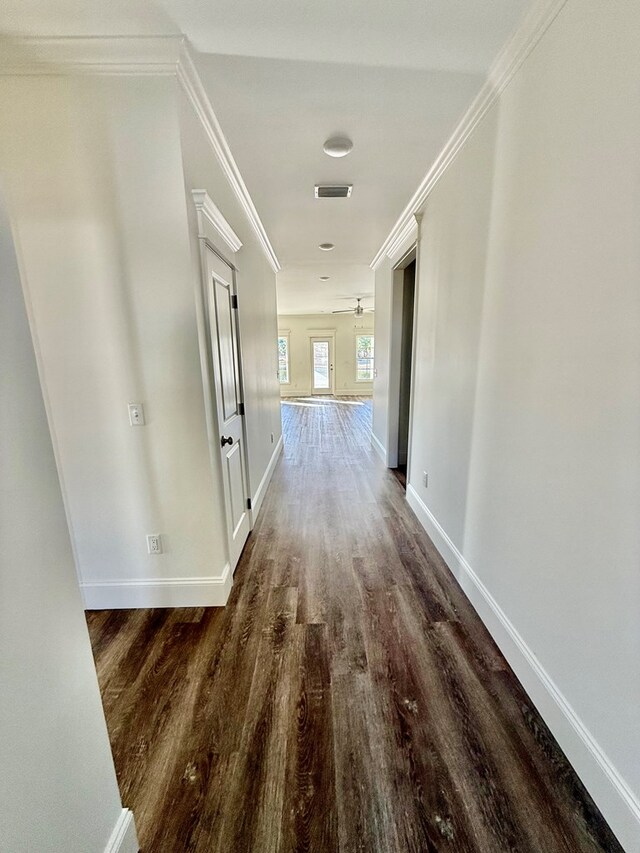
[311, 338, 333, 394]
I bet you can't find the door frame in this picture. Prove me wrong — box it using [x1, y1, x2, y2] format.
[387, 243, 418, 469]
[192, 197, 255, 567]
[202, 243, 253, 570]
[309, 332, 335, 395]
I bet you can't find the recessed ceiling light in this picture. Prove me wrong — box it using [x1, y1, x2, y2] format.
[319, 243, 335, 251]
[320, 276, 330, 281]
[323, 136, 353, 158]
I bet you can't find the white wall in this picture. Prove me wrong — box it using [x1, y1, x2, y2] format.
[0, 72, 274, 607]
[278, 313, 374, 396]
[375, 2, 640, 847]
[177, 85, 282, 508]
[373, 257, 396, 455]
[0, 192, 136, 852]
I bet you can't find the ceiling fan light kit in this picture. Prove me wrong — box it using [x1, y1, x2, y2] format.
[332, 297, 373, 317]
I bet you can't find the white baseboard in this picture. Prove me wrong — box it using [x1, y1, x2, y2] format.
[406, 483, 640, 853]
[370, 430, 387, 464]
[251, 434, 283, 521]
[82, 564, 232, 609]
[280, 388, 311, 397]
[280, 389, 373, 398]
[105, 809, 138, 853]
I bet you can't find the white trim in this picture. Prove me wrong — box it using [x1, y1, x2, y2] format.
[82, 565, 232, 609]
[371, 0, 569, 269]
[280, 389, 372, 398]
[0, 36, 281, 276]
[104, 809, 138, 853]
[192, 190, 242, 253]
[280, 388, 312, 397]
[177, 47, 281, 273]
[387, 218, 418, 266]
[251, 434, 284, 521]
[0, 35, 183, 75]
[405, 484, 640, 853]
[355, 331, 375, 385]
[309, 332, 336, 396]
[370, 430, 387, 464]
[277, 330, 291, 385]
[404, 214, 422, 493]
[385, 265, 407, 469]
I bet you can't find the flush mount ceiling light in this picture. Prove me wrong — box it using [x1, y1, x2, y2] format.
[319, 276, 330, 281]
[323, 136, 353, 158]
[319, 243, 335, 251]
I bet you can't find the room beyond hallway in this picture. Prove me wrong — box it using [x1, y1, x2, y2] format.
[87, 397, 622, 853]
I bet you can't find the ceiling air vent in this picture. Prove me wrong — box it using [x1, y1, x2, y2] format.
[315, 184, 353, 199]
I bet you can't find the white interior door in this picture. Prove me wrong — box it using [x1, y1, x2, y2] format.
[310, 337, 334, 395]
[204, 245, 251, 572]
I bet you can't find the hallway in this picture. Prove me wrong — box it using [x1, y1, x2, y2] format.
[87, 397, 621, 853]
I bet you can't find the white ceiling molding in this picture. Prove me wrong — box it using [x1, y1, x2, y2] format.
[370, 0, 568, 270]
[0, 35, 281, 274]
[387, 216, 418, 267]
[192, 190, 243, 253]
[0, 35, 184, 75]
[177, 47, 281, 273]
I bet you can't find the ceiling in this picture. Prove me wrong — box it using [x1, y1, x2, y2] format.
[277, 265, 375, 316]
[0, 0, 534, 312]
[195, 53, 482, 271]
[162, 0, 530, 73]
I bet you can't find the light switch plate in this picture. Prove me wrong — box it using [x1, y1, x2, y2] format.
[128, 402, 145, 426]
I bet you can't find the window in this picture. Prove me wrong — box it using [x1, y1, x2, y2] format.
[278, 334, 290, 384]
[356, 334, 374, 382]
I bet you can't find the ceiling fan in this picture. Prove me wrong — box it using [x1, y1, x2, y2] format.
[332, 297, 374, 317]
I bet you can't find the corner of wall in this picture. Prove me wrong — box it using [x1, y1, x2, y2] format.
[370, 430, 387, 464]
[406, 485, 640, 852]
[251, 433, 283, 521]
[81, 563, 233, 609]
[104, 810, 139, 853]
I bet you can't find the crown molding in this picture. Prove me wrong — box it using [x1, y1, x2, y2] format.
[370, 0, 569, 270]
[177, 47, 281, 273]
[0, 35, 184, 75]
[0, 35, 281, 275]
[192, 189, 243, 253]
[387, 216, 418, 266]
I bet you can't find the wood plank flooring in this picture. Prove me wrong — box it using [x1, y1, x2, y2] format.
[87, 395, 623, 853]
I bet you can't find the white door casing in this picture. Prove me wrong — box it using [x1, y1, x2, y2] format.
[203, 244, 251, 571]
[310, 336, 334, 395]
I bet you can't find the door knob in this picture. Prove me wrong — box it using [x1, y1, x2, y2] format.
[220, 435, 233, 447]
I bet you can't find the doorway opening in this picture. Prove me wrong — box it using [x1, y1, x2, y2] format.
[387, 249, 416, 490]
[396, 260, 415, 488]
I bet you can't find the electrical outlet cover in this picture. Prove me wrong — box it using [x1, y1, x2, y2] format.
[146, 534, 162, 554]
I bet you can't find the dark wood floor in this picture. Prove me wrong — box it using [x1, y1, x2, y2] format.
[87, 395, 623, 853]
